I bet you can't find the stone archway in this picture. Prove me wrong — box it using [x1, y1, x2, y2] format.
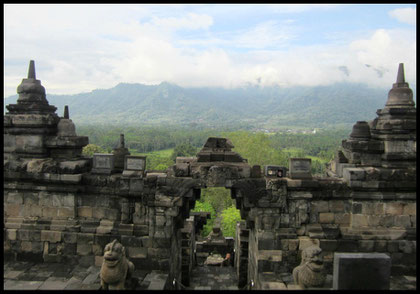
[156, 137, 267, 289]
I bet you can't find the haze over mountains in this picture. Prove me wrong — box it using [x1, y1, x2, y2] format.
[3, 82, 416, 129]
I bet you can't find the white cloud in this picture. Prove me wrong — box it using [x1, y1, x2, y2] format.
[389, 7, 416, 25]
[3, 4, 417, 98]
[233, 21, 296, 49]
[147, 13, 213, 31]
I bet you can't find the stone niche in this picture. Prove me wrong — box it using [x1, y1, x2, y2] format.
[264, 165, 287, 178]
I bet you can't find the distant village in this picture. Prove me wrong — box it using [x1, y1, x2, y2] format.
[252, 128, 318, 135]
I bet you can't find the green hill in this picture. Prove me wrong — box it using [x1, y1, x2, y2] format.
[4, 82, 415, 128]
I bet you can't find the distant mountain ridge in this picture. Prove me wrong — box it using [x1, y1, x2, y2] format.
[3, 82, 416, 129]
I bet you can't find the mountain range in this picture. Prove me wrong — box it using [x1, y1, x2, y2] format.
[3, 82, 416, 129]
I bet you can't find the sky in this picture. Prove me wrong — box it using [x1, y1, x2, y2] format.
[3, 4, 416, 97]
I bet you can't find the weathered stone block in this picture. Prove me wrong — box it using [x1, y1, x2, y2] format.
[352, 214, 368, 227]
[100, 208, 119, 221]
[334, 213, 350, 225]
[60, 174, 83, 183]
[329, 201, 344, 212]
[357, 240, 375, 252]
[6, 229, 17, 241]
[386, 240, 399, 253]
[4, 133, 16, 152]
[343, 167, 365, 181]
[393, 215, 411, 228]
[352, 202, 362, 214]
[77, 232, 94, 244]
[38, 192, 52, 206]
[23, 192, 39, 205]
[62, 243, 77, 255]
[78, 206, 93, 218]
[17, 229, 31, 241]
[403, 203, 416, 215]
[4, 203, 23, 217]
[379, 215, 395, 227]
[410, 215, 416, 227]
[320, 239, 338, 251]
[385, 202, 404, 215]
[91, 153, 115, 175]
[21, 241, 32, 252]
[22, 205, 42, 217]
[384, 140, 415, 153]
[6, 192, 24, 204]
[15, 135, 45, 154]
[77, 243, 92, 256]
[290, 191, 313, 199]
[63, 232, 78, 244]
[289, 158, 312, 179]
[32, 241, 43, 253]
[42, 207, 58, 218]
[374, 240, 387, 252]
[280, 239, 289, 251]
[367, 215, 381, 227]
[155, 215, 166, 226]
[121, 235, 142, 248]
[337, 240, 358, 252]
[360, 153, 382, 166]
[41, 230, 62, 243]
[373, 202, 384, 214]
[57, 207, 75, 219]
[319, 212, 335, 224]
[333, 253, 391, 290]
[128, 247, 148, 258]
[398, 240, 416, 254]
[133, 225, 149, 236]
[298, 237, 319, 250]
[310, 201, 329, 213]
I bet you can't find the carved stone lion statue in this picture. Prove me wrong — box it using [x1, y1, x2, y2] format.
[292, 245, 326, 288]
[100, 239, 135, 290]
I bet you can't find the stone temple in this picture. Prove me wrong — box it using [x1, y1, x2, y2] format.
[3, 61, 416, 290]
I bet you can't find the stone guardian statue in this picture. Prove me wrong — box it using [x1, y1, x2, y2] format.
[100, 239, 135, 290]
[292, 245, 326, 288]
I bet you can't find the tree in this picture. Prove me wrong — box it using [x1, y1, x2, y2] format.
[201, 187, 233, 214]
[191, 201, 216, 237]
[82, 144, 106, 156]
[223, 131, 288, 167]
[170, 142, 198, 162]
[221, 205, 241, 237]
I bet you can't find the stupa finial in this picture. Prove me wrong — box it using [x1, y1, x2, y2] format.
[64, 105, 69, 119]
[396, 63, 405, 84]
[28, 60, 36, 79]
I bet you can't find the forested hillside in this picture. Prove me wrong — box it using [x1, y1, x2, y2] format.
[5, 81, 409, 129]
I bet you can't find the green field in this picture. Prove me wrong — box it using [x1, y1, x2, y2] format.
[129, 148, 174, 157]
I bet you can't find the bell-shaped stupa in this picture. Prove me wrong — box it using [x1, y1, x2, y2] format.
[6, 60, 57, 115]
[385, 63, 415, 108]
[57, 105, 77, 137]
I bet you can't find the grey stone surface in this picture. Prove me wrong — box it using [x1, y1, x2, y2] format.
[333, 252, 391, 290]
[289, 158, 312, 179]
